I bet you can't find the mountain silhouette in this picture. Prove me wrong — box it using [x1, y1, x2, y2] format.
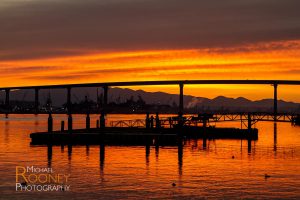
[0, 87, 299, 113]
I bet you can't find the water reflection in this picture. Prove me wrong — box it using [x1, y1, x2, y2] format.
[145, 145, 150, 168]
[47, 144, 52, 168]
[274, 122, 277, 154]
[203, 138, 207, 149]
[99, 144, 105, 182]
[1, 114, 300, 199]
[178, 140, 183, 176]
[86, 145, 90, 157]
[248, 139, 252, 154]
[4, 120, 9, 143]
[155, 144, 159, 162]
[34, 115, 39, 133]
[68, 144, 72, 163]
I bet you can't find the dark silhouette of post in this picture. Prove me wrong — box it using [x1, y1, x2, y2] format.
[5, 89, 10, 113]
[179, 82, 184, 116]
[247, 113, 252, 131]
[155, 112, 160, 128]
[150, 116, 154, 128]
[86, 113, 90, 130]
[48, 113, 53, 132]
[34, 88, 39, 114]
[145, 113, 150, 129]
[61, 121, 65, 132]
[274, 84, 278, 121]
[68, 114, 73, 132]
[100, 113, 105, 128]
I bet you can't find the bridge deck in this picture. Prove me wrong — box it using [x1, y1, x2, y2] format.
[1, 80, 300, 90]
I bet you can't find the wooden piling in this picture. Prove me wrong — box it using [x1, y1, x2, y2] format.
[100, 113, 105, 128]
[96, 120, 100, 128]
[86, 113, 90, 130]
[61, 121, 65, 132]
[48, 113, 53, 132]
[146, 113, 150, 129]
[248, 113, 252, 131]
[155, 112, 160, 128]
[68, 114, 73, 132]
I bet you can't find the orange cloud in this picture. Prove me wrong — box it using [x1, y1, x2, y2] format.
[1, 40, 300, 101]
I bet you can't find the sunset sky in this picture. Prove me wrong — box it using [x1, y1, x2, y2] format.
[1, 0, 300, 101]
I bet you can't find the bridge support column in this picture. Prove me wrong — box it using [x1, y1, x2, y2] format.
[100, 86, 108, 128]
[67, 87, 72, 114]
[179, 83, 184, 116]
[66, 87, 73, 132]
[274, 84, 278, 121]
[103, 85, 108, 108]
[5, 89, 10, 113]
[34, 88, 39, 114]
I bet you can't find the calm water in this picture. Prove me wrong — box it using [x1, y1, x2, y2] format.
[0, 114, 299, 199]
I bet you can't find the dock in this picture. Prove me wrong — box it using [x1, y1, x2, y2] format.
[30, 126, 258, 145]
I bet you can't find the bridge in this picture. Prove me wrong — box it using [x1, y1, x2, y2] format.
[1, 80, 300, 124]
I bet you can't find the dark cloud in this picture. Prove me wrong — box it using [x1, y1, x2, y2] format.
[1, 0, 300, 60]
[0, 66, 63, 74]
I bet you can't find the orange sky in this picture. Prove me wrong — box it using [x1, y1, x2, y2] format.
[1, 0, 300, 102]
[1, 40, 300, 102]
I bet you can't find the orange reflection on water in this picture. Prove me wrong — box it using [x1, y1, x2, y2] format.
[0, 114, 299, 199]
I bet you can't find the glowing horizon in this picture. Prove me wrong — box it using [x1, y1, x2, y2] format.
[1, 40, 300, 102]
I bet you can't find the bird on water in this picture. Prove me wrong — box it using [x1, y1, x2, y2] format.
[265, 174, 271, 178]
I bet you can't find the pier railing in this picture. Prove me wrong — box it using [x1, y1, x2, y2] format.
[110, 119, 145, 128]
[109, 113, 299, 128]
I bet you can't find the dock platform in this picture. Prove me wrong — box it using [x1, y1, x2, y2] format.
[30, 127, 258, 145]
